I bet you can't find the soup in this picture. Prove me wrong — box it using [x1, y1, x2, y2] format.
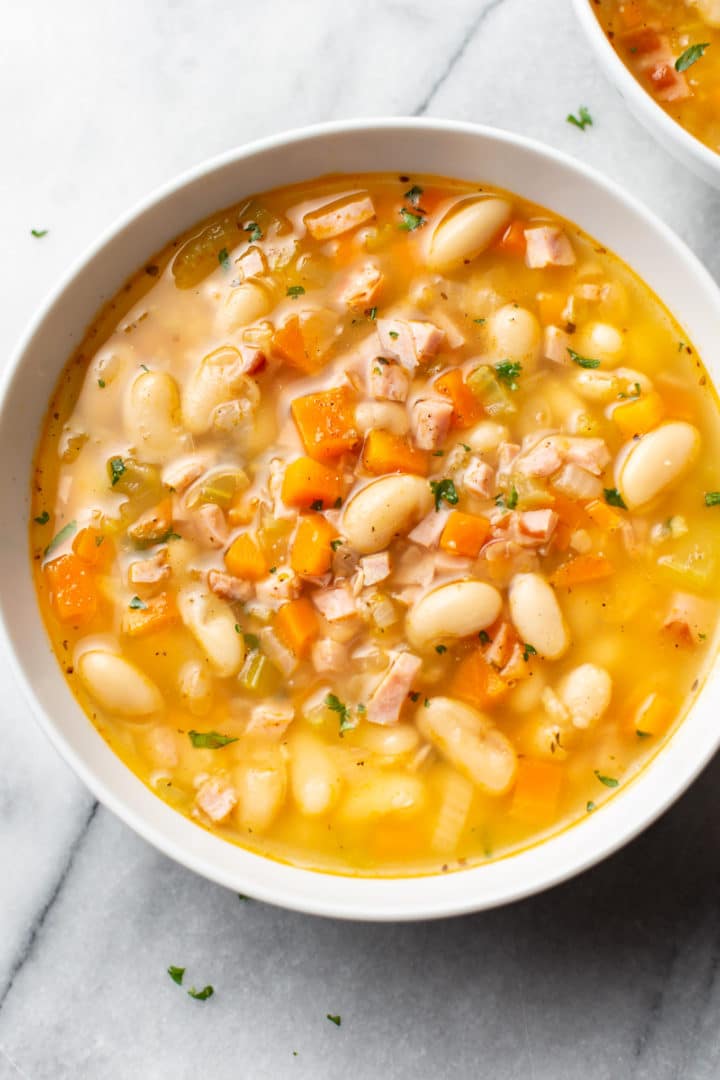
[592, 0, 720, 153]
[30, 172, 720, 876]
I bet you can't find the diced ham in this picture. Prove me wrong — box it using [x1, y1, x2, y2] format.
[193, 504, 229, 549]
[340, 262, 384, 310]
[129, 548, 170, 586]
[237, 245, 266, 280]
[245, 700, 295, 739]
[431, 311, 465, 350]
[484, 621, 517, 669]
[517, 509, 558, 543]
[663, 592, 715, 645]
[411, 397, 453, 450]
[162, 453, 213, 494]
[543, 325, 571, 365]
[128, 502, 173, 545]
[515, 434, 609, 481]
[304, 194, 375, 240]
[500, 642, 530, 682]
[525, 226, 576, 269]
[359, 551, 392, 587]
[312, 581, 357, 621]
[515, 437, 565, 478]
[393, 546, 437, 587]
[563, 437, 610, 476]
[312, 638, 349, 673]
[367, 651, 422, 725]
[408, 509, 450, 549]
[195, 778, 237, 823]
[238, 344, 268, 376]
[255, 566, 301, 607]
[259, 626, 298, 676]
[462, 457, 495, 498]
[208, 568, 253, 604]
[496, 442, 520, 479]
[368, 358, 409, 402]
[552, 463, 602, 500]
[623, 27, 692, 103]
[377, 318, 445, 373]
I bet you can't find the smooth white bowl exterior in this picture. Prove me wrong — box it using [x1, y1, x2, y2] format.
[2, 119, 719, 921]
[572, 0, 720, 189]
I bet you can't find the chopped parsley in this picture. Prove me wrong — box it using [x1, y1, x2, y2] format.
[473, 318, 486, 325]
[586, 801, 596, 813]
[388, 330, 399, 339]
[34, 510, 50, 525]
[636, 730, 652, 739]
[218, 247, 230, 269]
[566, 106, 593, 131]
[326, 1014, 342, 1027]
[704, 491, 720, 507]
[495, 359, 522, 391]
[568, 347, 600, 369]
[244, 632, 261, 650]
[187, 985, 214, 1001]
[188, 730, 239, 749]
[44, 520, 77, 558]
[594, 770, 619, 788]
[432, 450, 445, 457]
[430, 478, 459, 511]
[310, 499, 324, 511]
[404, 184, 423, 206]
[97, 378, 106, 388]
[675, 42, 710, 72]
[460, 443, 471, 452]
[330, 538, 343, 551]
[398, 207, 426, 231]
[109, 456, 126, 486]
[522, 643, 537, 662]
[495, 486, 518, 510]
[244, 221, 263, 242]
[367, 306, 377, 320]
[168, 966, 185, 985]
[478, 630, 491, 645]
[435, 645, 447, 655]
[604, 488, 627, 509]
[287, 285, 305, 298]
[154, 528, 181, 544]
[95, 535, 105, 547]
[31, 228, 49, 238]
[325, 693, 355, 734]
[409, 691, 421, 702]
[129, 596, 147, 610]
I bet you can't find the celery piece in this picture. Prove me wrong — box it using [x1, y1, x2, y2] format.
[186, 468, 248, 510]
[466, 365, 516, 416]
[239, 651, 282, 695]
[658, 547, 715, 590]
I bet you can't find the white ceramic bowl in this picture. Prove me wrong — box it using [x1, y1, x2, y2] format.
[572, 0, 720, 189]
[2, 118, 719, 921]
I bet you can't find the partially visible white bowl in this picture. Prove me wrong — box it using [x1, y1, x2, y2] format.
[2, 118, 719, 921]
[572, 0, 720, 189]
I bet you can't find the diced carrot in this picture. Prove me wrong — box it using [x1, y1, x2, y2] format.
[281, 457, 345, 510]
[434, 368, 483, 429]
[585, 499, 623, 532]
[493, 219, 527, 258]
[272, 314, 330, 374]
[72, 526, 113, 568]
[536, 291, 566, 326]
[551, 554, 615, 588]
[551, 493, 591, 530]
[290, 514, 338, 577]
[224, 533, 268, 581]
[44, 553, 98, 624]
[449, 648, 508, 710]
[362, 429, 429, 477]
[439, 510, 491, 558]
[628, 690, 673, 737]
[274, 597, 319, 657]
[122, 591, 179, 637]
[510, 760, 563, 823]
[405, 186, 446, 217]
[291, 386, 359, 462]
[613, 390, 665, 438]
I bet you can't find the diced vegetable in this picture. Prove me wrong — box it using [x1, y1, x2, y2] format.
[274, 597, 319, 656]
[362, 429, 429, 476]
[239, 650, 282, 695]
[439, 511, 491, 558]
[584, 499, 623, 532]
[435, 369, 484, 428]
[613, 390, 665, 437]
[122, 592, 179, 637]
[290, 514, 338, 577]
[449, 648, 508, 710]
[291, 386, 359, 461]
[281, 457, 344, 509]
[72, 526, 112, 567]
[466, 365, 515, 416]
[44, 554, 98, 624]
[628, 690, 673, 736]
[493, 220, 527, 258]
[225, 533, 268, 581]
[551, 554, 615, 588]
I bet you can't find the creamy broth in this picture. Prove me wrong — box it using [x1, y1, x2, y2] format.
[593, 0, 720, 153]
[31, 172, 720, 876]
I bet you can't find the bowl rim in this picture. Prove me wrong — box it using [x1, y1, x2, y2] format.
[571, 0, 720, 186]
[4, 115, 720, 921]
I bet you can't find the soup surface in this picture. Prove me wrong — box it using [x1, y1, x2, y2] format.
[31, 172, 720, 876]
[593, 0, 720, 153]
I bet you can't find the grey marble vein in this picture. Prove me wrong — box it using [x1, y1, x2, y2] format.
[3, 0, 720, 1076]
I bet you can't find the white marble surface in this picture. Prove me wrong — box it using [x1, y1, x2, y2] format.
[2, 1, 720, 1076]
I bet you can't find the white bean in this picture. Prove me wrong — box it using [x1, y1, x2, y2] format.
[338, 771, 426, 822]
[488, 304, 541, 370]
[221, 281, 272, 332]
[427, 197, 512, 271]
[126, 370, 184, 462]
[289, 732, 341, 816]
[573, 370, 619, 403]
[557, 663, 612, 730]
[77, 650, 163, 716]
[354, 723, 421, 758]
[355, 401, 410, 436]
[575, 321, 624, 367]
[342, 475, 433, 554]
[177, 659, 213, 717]
[183, 346, 259, 435]
[406, 580, 502, 650]
[234, 751, 286, 833]
[177, 587, 245, 677]
[617, 420, 700, 510]
[416, 697, 517, 795]
[509, 572, 570, 660]
[464, 420, 509, 453]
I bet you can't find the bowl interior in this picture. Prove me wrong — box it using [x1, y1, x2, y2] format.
[3, 118, 720, 919]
